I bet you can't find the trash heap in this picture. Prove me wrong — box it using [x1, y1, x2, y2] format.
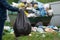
[4, 23, 59, 34]
[12, 0, 53, 17]
[31, 22, 59, 33]
[4, 0, 55, 34]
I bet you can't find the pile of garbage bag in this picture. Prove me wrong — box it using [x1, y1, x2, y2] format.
[31, 22, 59, 33]
[4, 0, 54, 34]
[11, 0, 53, 17]
[32, 26, 58, 33]
[4, 24, 59, 34]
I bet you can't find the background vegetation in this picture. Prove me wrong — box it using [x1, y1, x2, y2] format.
[7, 0, 60, 4]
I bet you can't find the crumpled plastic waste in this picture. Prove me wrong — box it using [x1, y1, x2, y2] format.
[4, 26, 11, 30]
[32, 27, 37, 32]
[44, 4, 50, 10]
[12, 2, 18, 7]
[38, 26, 46, 28]
[36, 28, 44, 33]
[4, 26, 14, 34]
[47, 25, 58, 30]
[9, 29, 14, 34]
[45, 27, 55, 33]
[37, 2, 47, 16]
[27, 13, 37, 17]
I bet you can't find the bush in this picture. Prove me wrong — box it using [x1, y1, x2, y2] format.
[7, 0, 18, 4]
[7, 0, 60, 4]
[37, 0, 60, 3]
[4, 21, 11, 26]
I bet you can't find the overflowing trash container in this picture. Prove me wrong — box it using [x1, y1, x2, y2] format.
[9, 13, 52, 26]
[9, 0, 53, 26]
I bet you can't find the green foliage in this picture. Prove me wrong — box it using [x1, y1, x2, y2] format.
[4, 21, 11, 26]
[37, 0, 60, 3]
[7, 0, 18, 4]
[7, 0, 60, 4]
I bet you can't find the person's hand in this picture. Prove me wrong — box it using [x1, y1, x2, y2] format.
[18, 8, 21, 13]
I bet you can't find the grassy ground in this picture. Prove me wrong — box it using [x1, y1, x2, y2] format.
[3, 32, 60, 40]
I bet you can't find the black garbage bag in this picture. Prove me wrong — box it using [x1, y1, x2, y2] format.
[13, 9, 31, 37]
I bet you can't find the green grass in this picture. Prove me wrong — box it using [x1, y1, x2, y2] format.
[3, 32, 60, 40]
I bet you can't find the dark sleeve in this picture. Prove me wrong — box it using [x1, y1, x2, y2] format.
[0, 0, 19, 12]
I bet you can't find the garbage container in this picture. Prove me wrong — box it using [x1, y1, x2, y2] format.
[9, 11, 52, 26]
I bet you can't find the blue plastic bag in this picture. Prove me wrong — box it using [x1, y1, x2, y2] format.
[37, 2, 47, 16]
